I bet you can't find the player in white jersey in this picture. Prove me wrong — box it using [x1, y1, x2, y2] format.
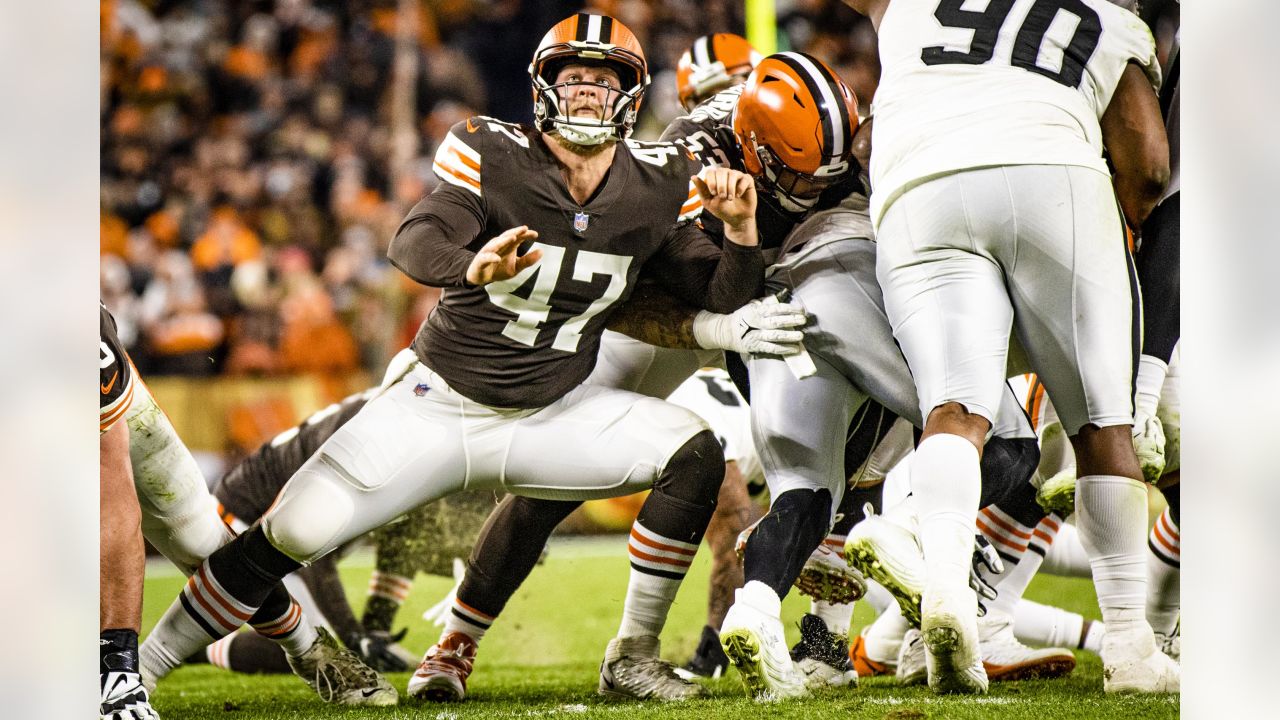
[845, 0, 1174, 694]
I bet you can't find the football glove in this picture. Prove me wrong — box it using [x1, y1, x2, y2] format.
[692, 297, 807, 356]
[969, 534, 1004, 616]
[101, 669, 160, 720]
[352, 628, 416, 673]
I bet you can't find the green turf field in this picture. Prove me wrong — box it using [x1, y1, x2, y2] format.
[141, 536, 1179, 719]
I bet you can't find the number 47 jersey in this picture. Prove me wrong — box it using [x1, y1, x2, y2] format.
[397, 118, 760, 410]
[869, 0, 1162, 226]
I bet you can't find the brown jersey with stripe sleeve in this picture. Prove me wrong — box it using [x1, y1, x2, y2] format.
[100, 303, 136, 433]
[388, 118, 763, 409]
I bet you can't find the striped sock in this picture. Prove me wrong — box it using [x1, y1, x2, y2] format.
[369, 570, 414, 605]
[205, 635, 236, 671]
[442, 598, 493, 644]
[251, 599, 315, 657]
[1146, 508, 1180, 635]
[617, 521, 698, 639]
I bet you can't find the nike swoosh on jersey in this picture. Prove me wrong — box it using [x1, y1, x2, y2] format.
[101, 371, 119, 395]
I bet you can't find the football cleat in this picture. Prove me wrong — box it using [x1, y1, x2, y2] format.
[1035, 468, 1078, 518]
[407, 631, 477, 702]
[789, 614, 857, 688]
[287, 627, 398, 706]
[843, 504, 926, 628]
[599, 635, 705, 701]
[978, 611, 1076, 681]
[720, 595, 809, 701]
[895, 628, 928, 686]
[794, 542, 868, 605]
[101, 649, 160, 720]
[1132, 413, 1167, 484]
[921, 584, 988, 694]
[1101, 624, 1180, 693]
[676, 625, 729, 680]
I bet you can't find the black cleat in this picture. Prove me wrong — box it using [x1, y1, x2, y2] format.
[789, 614, 857, 688]
[679, 625, 730, 679]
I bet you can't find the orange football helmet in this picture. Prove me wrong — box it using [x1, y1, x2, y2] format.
[733, 52, 859, 213]
[529, 13, 649, 146]
[675, 33, 761, 111]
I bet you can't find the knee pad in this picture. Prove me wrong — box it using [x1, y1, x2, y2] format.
[654, 429, 724, 507]
[263, 467, 355, 564]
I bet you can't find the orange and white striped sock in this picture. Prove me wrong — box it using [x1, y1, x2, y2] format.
[618, 521, 698, 638]
[368, 571, 413, 605]
[1146, 507, 1180, 635]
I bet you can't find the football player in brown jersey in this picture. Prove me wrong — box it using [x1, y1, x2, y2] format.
[137, 12, 779, 707]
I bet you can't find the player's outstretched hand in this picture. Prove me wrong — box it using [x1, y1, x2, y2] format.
[692, 297, 808, 356]
[466, 225, 542, 286]
[693, 167, 757, 234]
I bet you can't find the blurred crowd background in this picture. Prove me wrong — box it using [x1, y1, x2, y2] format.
[99, 0, 1180, 463]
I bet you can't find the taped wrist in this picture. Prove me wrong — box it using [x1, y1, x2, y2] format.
[692, 310, 731, 350]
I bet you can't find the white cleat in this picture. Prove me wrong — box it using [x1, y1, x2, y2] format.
[794, 542, 868, 605]
[598, 635, 704, 701]
[921, 585, 988, 694]
[287, 627, 398, 706]
[843, 505, 925, 627]
[720, 588, 809, 701]
[1154, 629, 1180, 663]
[1132, 413, 1167, 485]
[978, 611, 1076, 681]
[895, 628, 927, 686]
[1102, 624, 1180, 693]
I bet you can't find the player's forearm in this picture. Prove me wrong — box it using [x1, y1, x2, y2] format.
[700, 240, 764, 313]
[606, 286, 702, 349]
[388, 217, 477, 288]
[101, 421, 144, 632]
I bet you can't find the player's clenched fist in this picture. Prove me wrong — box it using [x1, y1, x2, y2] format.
[692, 167, 757, 238]
[466, 225, 542, 286]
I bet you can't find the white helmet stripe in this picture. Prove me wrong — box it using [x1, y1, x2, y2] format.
[693, 36, 712, 67]
[778, 51, 846, 160]
[586, 13, 604, 43]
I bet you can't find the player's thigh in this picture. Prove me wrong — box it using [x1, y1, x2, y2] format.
[501, 383, 710, 500]
[263, 369, 470, 564]
[1006, 165, 1138, 435]
[777, 237, 924, 426]
[588, 330, 716, 398]
[876, 175, 1014, 424]
[126, 384, 231, 573]
[749, 352, 862, 519]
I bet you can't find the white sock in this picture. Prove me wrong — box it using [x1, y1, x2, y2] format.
[812, 600, 855, 636]
[863, 580, 894, 615]
[252, 600, 317, 657]
[617, 522, 697, 639]
[911, 434, 982, 590]
[1040, 521, 1094, 578]
[441, 598, 491, 644]
[737, 580, 782, 615]
[1013, 598, 1096, 653]
[205, 635, 236, 670]
[1075, 475, 1150, 629]
[140, 599, 217, 684]
[1134, 355, 1169, 420]
[862, 602, 909, 663]
[1146, 508, 1181, 635]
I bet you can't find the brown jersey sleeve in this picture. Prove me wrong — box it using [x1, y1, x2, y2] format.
[646, 220, 763, 313]
[387, 123, 489, 288]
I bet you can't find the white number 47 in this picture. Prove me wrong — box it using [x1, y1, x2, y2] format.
[484, 243, 632, 353]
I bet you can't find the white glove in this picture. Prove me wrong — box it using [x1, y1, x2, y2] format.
[692, 298, 807, 356]
[101, 670, 160, 720]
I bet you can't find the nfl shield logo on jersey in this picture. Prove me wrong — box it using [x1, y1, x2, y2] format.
[573, 211, 590, 234]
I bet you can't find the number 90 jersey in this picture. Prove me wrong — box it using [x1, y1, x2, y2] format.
[407, 118, 738, 410]
[869, 0, 1161, 226]
[100, 304, 135, 433]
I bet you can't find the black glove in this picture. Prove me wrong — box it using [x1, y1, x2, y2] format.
[352, 628, 414, 672]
